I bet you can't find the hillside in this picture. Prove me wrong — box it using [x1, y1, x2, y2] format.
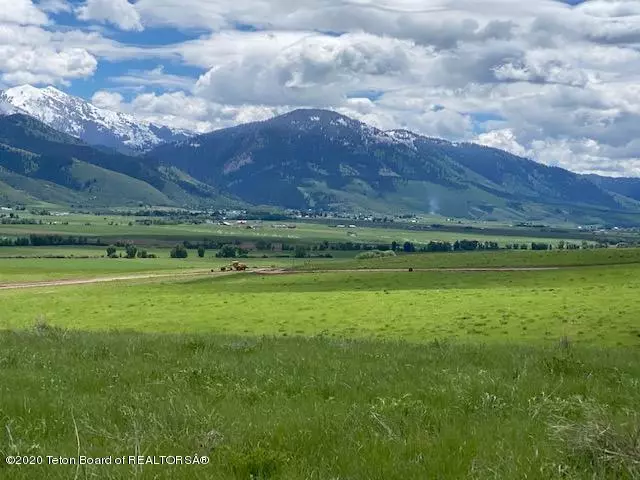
[585, 174, 640, 203]
[0, 114, 229, 208]
[150, 109, 640, 223]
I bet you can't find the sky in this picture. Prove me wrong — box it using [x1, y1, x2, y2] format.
[2, 0, 640, 177]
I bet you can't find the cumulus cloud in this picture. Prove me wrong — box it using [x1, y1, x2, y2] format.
[0, 47, 97, 85]
[92, 89, 286, 133]
[76, 0, 143, 32]
[477, 128, 528, 157]
[91, 90, 124, 110]
[194, 32, 416, 106]
[0, 18, 174, 86]
[1, 0, 48, 25]
[0, 22, 97, 85]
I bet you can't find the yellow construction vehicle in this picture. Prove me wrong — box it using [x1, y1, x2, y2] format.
[231, 261, 248, 271]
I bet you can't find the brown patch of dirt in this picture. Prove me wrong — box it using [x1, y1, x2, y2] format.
[0, 269, 232, 290]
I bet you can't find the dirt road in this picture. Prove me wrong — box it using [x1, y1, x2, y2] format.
[252, 267, 561, 275]
[0, 269, 224, 290]
[0, 266, 561, 291]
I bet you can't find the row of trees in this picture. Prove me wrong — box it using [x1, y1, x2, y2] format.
[104, 244, 208, 259]
[215, 245, 247, 258]
[0, 235, 92, 247]
[505, 241, 606, 251]
[1, 217, 40, 225]
[106, 244, 157, 259]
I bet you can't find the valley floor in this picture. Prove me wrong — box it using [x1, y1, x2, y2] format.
[0, 249, 638, 479]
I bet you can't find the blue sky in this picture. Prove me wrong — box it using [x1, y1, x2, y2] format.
[2, 0, 640, 176]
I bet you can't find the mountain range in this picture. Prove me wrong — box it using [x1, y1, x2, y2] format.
[1, 85, 640, 225]
[0, 85, 192, 155]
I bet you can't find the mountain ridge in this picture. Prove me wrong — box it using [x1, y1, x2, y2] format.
[150, 108, 640, 223]
[2, 104, 640, 225]
[0, 85, 195, 155]
[0, 113, 236, 208]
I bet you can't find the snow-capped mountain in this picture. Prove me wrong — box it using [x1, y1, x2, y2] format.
[0, 85, 194, 154]
[0, 96, 17, 115]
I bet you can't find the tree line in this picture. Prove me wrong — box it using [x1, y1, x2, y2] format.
[0, 234, 94, 247]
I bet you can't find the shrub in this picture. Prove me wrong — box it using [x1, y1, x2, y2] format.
[170, 244, 188, 259]
[125, 243, 138, 259]
[216, 245, 237, 258]
[197, 246, 206, 258]
[137, 249, 148, 259]
[106, 245, 117, 257]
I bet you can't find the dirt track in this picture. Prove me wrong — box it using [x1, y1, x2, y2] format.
[0, 269, 224, 290]
[252, 267, 560, 275]
[0, 266, 562, 291]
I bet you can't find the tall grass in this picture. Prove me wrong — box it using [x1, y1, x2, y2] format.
[1, 329, 638, 479]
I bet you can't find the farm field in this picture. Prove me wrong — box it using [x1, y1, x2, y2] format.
[0, 212, 603, 247]
[0, 251, 289, 283]
[2, 262, 640, 345]
[2, 246, 640, 284]
[301, 247, 640, 270]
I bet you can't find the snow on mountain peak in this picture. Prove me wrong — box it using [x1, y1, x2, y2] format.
[0, 85, 194, 154]
[275, 109, 427, 149]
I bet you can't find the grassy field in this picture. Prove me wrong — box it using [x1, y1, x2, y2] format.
[2, 264, 639, 346]
[2, 246, 640, 284]
[0, 246, 295, 283]
[300, 247, 640, 270]
[0, 213, 602, 247]
[1, 226, 639, 478]
[0, 331, 638, 479]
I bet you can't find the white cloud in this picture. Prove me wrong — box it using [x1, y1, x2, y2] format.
[476, 128, 527, 157]
[1, 0, 48, 25]
[37, 0, 71, 13]
[193, 32, 416, 106]
[92, 89, 286, 133]
[91, 90, 124, 110]
[0, 40, 97, 86]
[109, 66, 195, 90]
[0, 20, 104, 86]
[76, 0, 143, 32]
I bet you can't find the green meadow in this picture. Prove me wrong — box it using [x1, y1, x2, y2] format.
[0, 212, 600, 247]
[2, 245, 640, 284]
[1, 227, 639, 478]
[2, 263, 640, 346]
[300, 247, 640, 270]
[1, 331, 638, 479]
